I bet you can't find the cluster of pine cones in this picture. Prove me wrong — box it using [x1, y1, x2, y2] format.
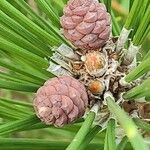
[34, 0, 111, 127]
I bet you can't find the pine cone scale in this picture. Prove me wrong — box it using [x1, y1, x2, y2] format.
[72, 6, 89, 16]
[68, 29, 84, 41]
[68, 105, 79, 122]
[92, 20, 106, 34]
[81, 34, 97, 43]
[84, 11, 98, 23]
[89, 3, 96, 11]
[70, 80, 89, 106]
[68, 87, 85, 114]
[76, 22, 95, 35]
[61, 95, 74, 114]
[54, 110, 68, 127]
[72, 15, 83, 23]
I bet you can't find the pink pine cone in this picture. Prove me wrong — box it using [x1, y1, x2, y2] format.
[60, 0, 111, 50]
[34, 76, 88, 127]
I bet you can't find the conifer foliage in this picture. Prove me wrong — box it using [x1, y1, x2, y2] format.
[0, 0, 150, 150]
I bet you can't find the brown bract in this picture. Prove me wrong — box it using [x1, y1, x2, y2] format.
[60, 0, 111, 50]
[34, 76, 88, 127]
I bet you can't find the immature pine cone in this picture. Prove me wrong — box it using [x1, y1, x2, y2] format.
[60, 0, 111, 50]
[34, 76, 88, 127]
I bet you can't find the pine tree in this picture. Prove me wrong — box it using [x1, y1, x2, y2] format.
[0, 0, 150, 150]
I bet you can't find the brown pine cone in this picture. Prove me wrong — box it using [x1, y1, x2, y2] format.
[60, 0, 111, 50]
[33, 76, 88, 127]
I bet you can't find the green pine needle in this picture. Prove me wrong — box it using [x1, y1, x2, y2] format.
[0, 115, 40, 136]
[106, 96, 149, 150]
[0, 0, 60, 46]
[123, 78, 150, 100]
[104, 119, 116, 150]
[79, 125, 102, 150]
[125, 0, 143, 29]
[117, 136, 128, 150]
[133, 118, 150, 132]
[125, 58, 150, 82]
[66, 111, 96, 150]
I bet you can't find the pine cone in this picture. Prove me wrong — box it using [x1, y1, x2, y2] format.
[34, 76, 88, 127]
[60, 0, 111, 50]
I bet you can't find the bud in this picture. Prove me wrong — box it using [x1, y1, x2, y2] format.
[88, 80, 105, 95]
[83, 51, 107, 77]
